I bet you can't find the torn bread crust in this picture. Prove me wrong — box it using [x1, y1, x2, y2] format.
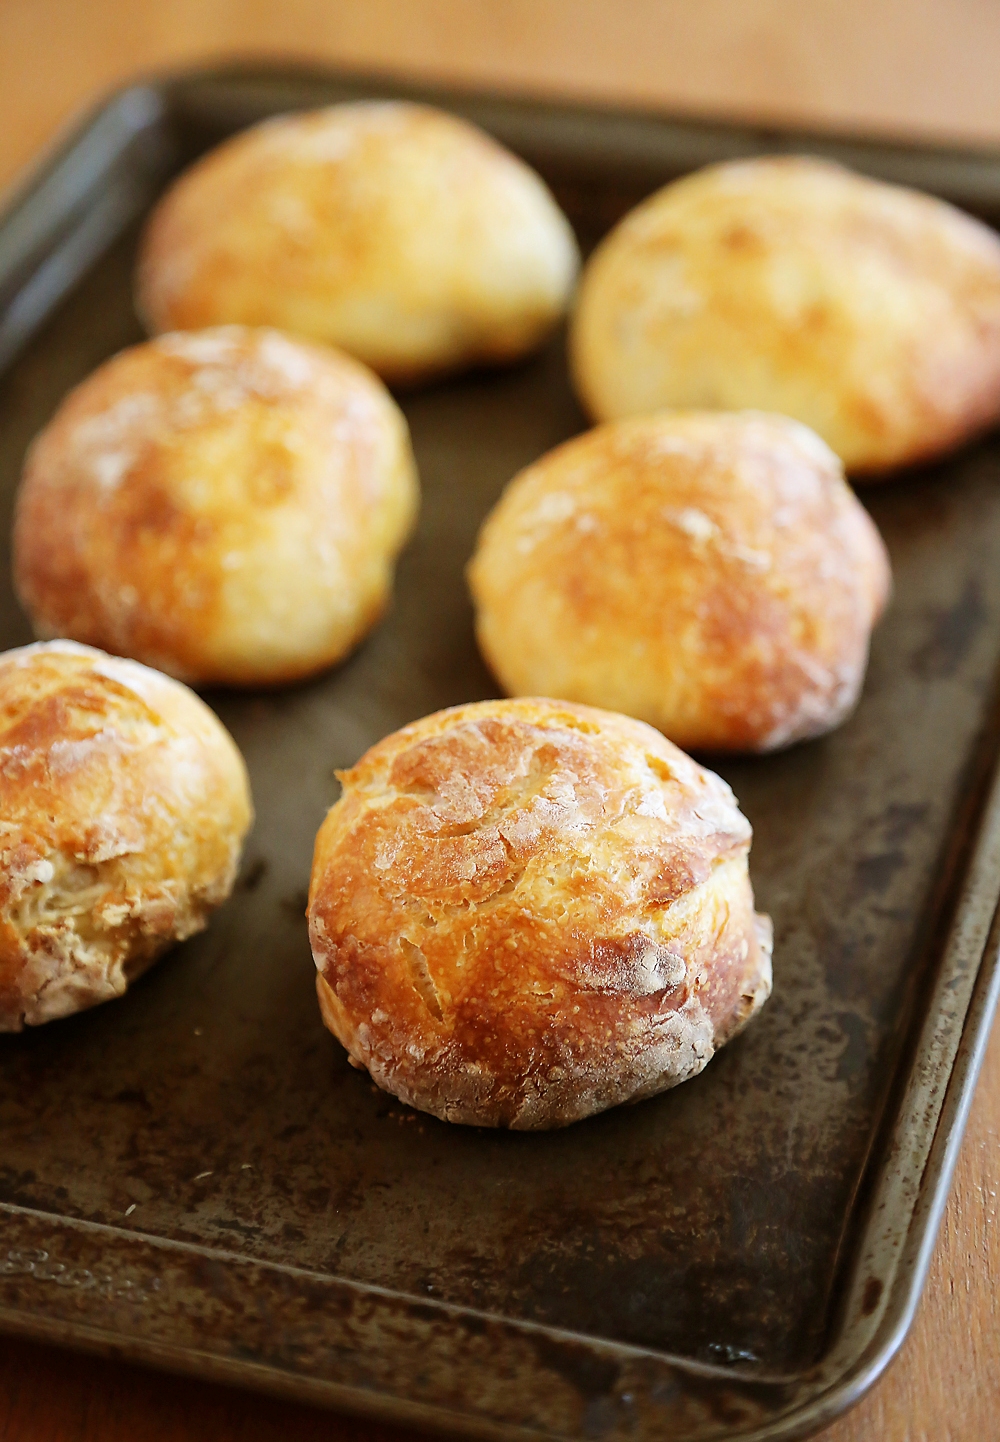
[1, 848, 237, 1031]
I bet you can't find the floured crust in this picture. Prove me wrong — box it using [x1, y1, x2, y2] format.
[307, 697, 771, 1129]
[570, 155, 1000, 476]
[13, 326, 418, 686]
[468, 411, 891, 753]
[0, 641, 253, 1030]
[135, 101, 580, 386]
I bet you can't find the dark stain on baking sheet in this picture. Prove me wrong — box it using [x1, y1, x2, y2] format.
[3, 65, 1000, 1441]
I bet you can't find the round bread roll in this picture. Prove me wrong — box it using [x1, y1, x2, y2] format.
[13, 326, 418, 687]
[570, 156, 1000, 476]
[0, 641, 252, 1031]
[468, 411, 891, 753]
[135, 101, 580, 386]
[308, 697, 772, 1129]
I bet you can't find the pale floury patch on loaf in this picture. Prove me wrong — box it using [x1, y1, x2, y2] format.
[308, 697, 771, 1129]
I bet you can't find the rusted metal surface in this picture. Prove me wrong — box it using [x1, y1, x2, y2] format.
[2, 66, 1000, 1440]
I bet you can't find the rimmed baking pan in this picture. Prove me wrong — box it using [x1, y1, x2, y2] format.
[3, 63, 1000, 1442]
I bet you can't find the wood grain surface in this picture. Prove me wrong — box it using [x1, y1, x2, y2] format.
[1, 4, 999, 1440]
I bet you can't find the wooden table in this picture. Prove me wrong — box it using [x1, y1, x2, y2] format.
[2, 3, 999, 1438]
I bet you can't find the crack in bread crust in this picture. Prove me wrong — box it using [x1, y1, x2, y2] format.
[308, 697, 771, 1129]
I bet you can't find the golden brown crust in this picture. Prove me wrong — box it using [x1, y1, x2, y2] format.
[570, 155, 1000, 476]
[135, 102, 580, 386]
[307, 697, 771, 1129]
[0, 641, 252, 1031]
[467, 411, 891, 753]
[13, 327, 418, 686]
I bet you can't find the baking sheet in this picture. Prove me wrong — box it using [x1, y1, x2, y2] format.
[2, 65, 1000, 1441]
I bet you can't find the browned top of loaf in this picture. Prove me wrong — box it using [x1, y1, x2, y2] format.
[308, 698, 763, 1124]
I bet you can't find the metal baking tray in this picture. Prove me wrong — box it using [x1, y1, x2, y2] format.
[3, 63, 1000, 1442]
